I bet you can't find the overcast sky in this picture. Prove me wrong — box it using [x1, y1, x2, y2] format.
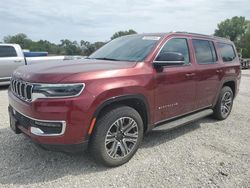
[0, 0, 249, 43]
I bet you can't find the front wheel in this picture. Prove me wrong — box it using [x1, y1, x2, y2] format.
[89, 106, 144, 167]
[213, 86, 234, 120]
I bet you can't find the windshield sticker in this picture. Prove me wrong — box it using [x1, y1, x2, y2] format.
[142, 36, 161, 40]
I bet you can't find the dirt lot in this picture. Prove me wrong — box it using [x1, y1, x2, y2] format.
[0, 70, 249, 188]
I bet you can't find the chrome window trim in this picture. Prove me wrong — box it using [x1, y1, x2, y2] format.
[12, 107, 66, 137]
[153, 36, 191, 65]
[153, 60, 186, 64]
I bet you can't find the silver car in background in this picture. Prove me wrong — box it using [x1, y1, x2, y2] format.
[0, 44, 86, 86]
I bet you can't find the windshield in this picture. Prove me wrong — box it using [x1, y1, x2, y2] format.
[88, 35, 161, 62]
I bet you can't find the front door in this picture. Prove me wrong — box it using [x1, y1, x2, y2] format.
[154, 37, 197, 123]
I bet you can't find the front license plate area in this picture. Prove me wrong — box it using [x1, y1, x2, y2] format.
[9, 109, 21, 134]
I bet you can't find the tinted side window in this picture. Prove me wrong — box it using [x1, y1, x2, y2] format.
[157, 38, 190, 64]
[218, 43, 236, 62]
[192, 39, 217, 64]
[0, 46, 17, 57]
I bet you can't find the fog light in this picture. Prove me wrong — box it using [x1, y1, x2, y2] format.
[34, 121, 62, 127]
[31, 120, 65, 136]
[30, 127, 44, 135]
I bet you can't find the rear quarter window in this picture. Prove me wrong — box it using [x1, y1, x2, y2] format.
[0, 46, 17, 57]
[218, 43, 236, 62]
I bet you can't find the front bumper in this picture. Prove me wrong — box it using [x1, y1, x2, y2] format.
[8, 88, 96, 149]
[35, 140, 88, 153]
[9, 106, 66, 136]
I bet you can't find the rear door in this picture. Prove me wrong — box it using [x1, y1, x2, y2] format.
[0, 45, 25, 80]
[191, 39, 223, 109]
[154, 37, 197, 123]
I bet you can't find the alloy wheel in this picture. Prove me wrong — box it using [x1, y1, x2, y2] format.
[221, 91, 233, 117]
[105, 117, 139, 159]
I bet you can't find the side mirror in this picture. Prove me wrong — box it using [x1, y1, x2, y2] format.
[153, 52, 185, 68]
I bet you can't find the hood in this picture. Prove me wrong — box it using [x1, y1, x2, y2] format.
[13, 59, 137, 83]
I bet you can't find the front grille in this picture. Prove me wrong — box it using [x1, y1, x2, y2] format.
[10, 79, 33, 102]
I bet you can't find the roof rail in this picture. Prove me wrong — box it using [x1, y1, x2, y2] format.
[174, 31, 210, 37]
[173, 31, 230, 41]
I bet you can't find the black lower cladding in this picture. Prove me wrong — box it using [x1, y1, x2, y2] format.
[9, 106, 63, 134]
[37, 141, 88, 153]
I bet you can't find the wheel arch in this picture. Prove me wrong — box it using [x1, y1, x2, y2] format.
[222, 80, 236, 97]
[213, 79, 237, 107]
[92, 94, 151, 134]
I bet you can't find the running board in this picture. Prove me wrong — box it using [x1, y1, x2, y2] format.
[153, 109, 213, 131]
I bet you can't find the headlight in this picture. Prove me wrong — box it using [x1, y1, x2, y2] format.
[32, 83, 85, 100]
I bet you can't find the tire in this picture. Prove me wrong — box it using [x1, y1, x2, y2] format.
[89, 105, 144, 167]
[213, 86, 234, 120]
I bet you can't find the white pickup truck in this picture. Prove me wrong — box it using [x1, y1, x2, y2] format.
[0, 44, 85, 86]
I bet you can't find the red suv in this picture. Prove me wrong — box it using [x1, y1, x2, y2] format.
[8, 32, 241, 166]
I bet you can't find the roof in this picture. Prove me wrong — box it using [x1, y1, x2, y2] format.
[133, 31, 232, 43]
[0, 43, 21, 47]
[172, 31, 231, 42]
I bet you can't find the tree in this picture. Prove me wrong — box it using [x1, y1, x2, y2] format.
[214, 16, 248, 46]
[3, 33, 32, 49]
[30, 40, 61, 55]
[241, 25, 250, 58]
[93, 41, 106, 50]
[1, 29, 137, 56]
[214, 16, 250, 58]
[80, 40, 106, 55]
[80, 40, 96, 55]
[59, 39, 82, 55]
[110, 29, 137, 40]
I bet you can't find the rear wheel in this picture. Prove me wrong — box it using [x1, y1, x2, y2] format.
[213, 86, 234, 120]
[89, 106, 144, 167]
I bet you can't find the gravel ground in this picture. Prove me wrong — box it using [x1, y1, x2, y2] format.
[0, 70, 250, 188]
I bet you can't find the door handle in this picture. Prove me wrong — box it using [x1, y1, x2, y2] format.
[14, 60, 22, 63]
[185, 73, 196, 78]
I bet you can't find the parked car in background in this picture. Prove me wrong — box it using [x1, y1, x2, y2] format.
[8, 32, 241, 167]
[0, 44, 86, 86]
[23, 51, 48, 57]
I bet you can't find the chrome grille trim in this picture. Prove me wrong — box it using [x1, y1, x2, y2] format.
[10, 78, 33, 102]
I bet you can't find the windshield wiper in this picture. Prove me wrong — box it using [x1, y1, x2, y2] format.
[92, 57, 122, 61]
